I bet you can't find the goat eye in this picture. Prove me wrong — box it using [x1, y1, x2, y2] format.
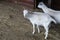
[40, 4, 42, 5]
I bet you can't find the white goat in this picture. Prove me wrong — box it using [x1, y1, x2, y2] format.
[38, 2, 60, 23]
[23, 9, 56, 39]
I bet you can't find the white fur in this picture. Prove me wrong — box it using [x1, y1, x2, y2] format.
[23, 9, 56, 39]
[38, 2, 60, 23]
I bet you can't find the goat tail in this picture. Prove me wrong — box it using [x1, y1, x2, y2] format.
[52, 18, 57, 24]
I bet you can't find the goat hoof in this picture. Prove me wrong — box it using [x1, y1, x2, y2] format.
[32, 32, 35, 34]
[45, 37, 47, 40]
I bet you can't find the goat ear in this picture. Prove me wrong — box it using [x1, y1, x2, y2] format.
[23, 7, 28, 11]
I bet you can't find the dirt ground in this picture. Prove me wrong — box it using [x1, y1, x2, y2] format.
[0, 1, 60, 40]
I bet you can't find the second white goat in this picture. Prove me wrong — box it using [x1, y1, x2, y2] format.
[38, 2, 60, 23]
[23, 9, 56, 39]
